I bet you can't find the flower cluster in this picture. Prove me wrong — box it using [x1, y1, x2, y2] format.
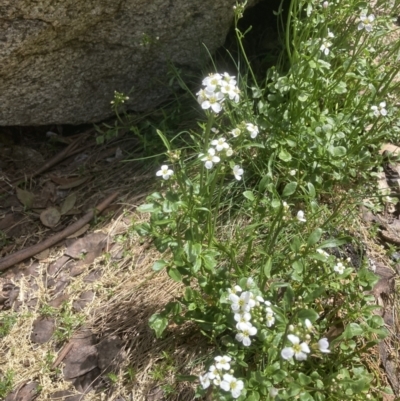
[199, 355, 244, 399]
[197, 73, 240, 113]
[281, 319, 331, 361]
[227, 279, 276, 347]
[229, 122, 260, 140]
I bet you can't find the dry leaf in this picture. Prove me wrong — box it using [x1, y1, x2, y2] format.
[380, 143, 400, 155]
[40, 207, 61, 228]
[61, 193, 77, 215]
[58, 176, 89, 190]
[16, 188, 35, 209]
[34, 248, 50, 260]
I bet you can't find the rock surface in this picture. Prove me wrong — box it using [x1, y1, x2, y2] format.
[0, 0, 255, 126]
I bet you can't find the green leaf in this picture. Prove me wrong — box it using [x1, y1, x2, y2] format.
[167, 268, 182, 282]
[278, 149, 292, 162]
[298, 373, 312, 386]
[334, 81, 347, 94]
[307, 182, 316, 198]
[329, 146, 347, 157]
[202, 252, 217, 271]
[271, 199, 281, 208]
[152, 260, 168, 272]
[298, 309, 318, 322]
[264, 257, 272, 278]
[184, 287, 195, 302]
[282, 182, 297, 197]
[319, 237, 349, 248]
[137, 203, 159, 213]
[258, 175, 269, 192]
[184, 241, 202, 263]
[307, 228, 323, 246]
[243, 191, 255, 201]
[149, 313, 168, 338]
[343, 323, 363, 339]
[246, 394, 260, 401]
[298, 92, 309, 102]
[156, 129, 171, 151]
[299, 392, 314, 401]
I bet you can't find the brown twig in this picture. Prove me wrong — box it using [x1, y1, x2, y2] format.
[0, 192, 119, 271]
[52, 341, 74, 369]
[11, 128, 95, 186]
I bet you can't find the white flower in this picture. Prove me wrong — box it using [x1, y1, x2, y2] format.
[232, 165, 244, 181]
[316, 248, 329, 258]
[211, 137, 230, 152]
[202, 73, 222, 92]
[220, 374, 244, 399]
[199, 373, 210, 389]
[220, 82, 238, 100]
[215, 355, 231, 371]
[318, 338, 331, 353]
[221, 72, 237, 86]
[246, 123, 259, 139]
[235, 324, 257, 346]
[320, 39, 332, 55]
[196, 89, 208, 104]
[256, 295, 264, 304]
[234, 312, 252, 331]
[246, 277, 255, 288]
[230, 128, 241, 137]
[213, 376, 221, 386]
[229, 291, 254, 312]
[304, 319, 313, 331]
[156, 165, 173, 180]
[371, 101, 387, 117]
[208, 364, 220, 380]
[358, 12, 375, 32]
[232, 86, 241, 103]
[266, 313, 275, 327]
[269, 387, 279, 398]
[322, 1, 329, 8]
[201, 91, 224, 113]
[281, 334, 310, 361]
[283, 201, 289, 211]
[296, 210, 306, 222]
[201, 148, 220, 169]
[334, 262, 345, 274]
[226, 148, 233, 157]
[227, 285, 242, 295]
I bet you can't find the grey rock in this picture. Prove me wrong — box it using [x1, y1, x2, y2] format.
[0, 0, 256, 126]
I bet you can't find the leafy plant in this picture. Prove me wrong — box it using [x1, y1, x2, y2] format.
[125, 0, 400, 399]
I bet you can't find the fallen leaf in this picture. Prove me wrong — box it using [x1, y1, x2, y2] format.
[63, 344, 98, 379]
[380, 143, 400, 155]
[30, 317, 56, 344]
[65, 233, 107, 259]
[16, 188, 35, 209]
[57, 176, 89, 190]
[5, 381, 39, 401]
[34, 248, 50, 260]
[61, 193, 77, 215]
[40, 207, 61, 228]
